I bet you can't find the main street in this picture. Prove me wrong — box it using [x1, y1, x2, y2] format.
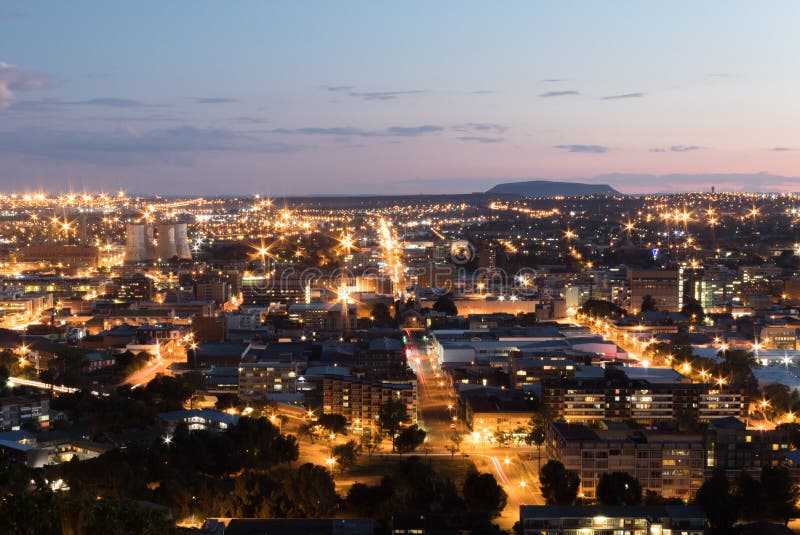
[405, 330, 545, 529]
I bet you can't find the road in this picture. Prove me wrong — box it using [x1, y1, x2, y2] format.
[404, 329, 545, 530]
[123, 356, 173, 388]
[7, 376, 78, 394]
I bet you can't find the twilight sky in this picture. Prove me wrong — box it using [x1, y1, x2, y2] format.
[1, 1, 800, 195]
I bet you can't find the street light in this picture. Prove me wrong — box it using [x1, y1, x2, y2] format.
[326, 457, 336, 476]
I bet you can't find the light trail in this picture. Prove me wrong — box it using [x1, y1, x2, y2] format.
[486, 455, 510, 485]
[8, 376, 78, 394]
[377, 218, 405, 297]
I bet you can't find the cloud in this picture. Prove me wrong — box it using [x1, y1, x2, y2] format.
[0, 61, 49, 110]
[384, 125, 441, 136]
[79, 97, 144, 108]
[770, 147, 796, 151]
[348, 89, 427, 101]
[554, 144, 608, 153]
[10, 97, 152, 111]
[322, 85, 428, 101]
[540, 79, 568, 83]
[193, 97, 239, 104]
[457, 136, 504, 143]
[454, 123, 508, 134]
[273, 124, 443, 137]
[0, 125, 305, 165]
[539, 90, 579, 98]
[602, 92, 645, 100]
[233, 116, 270, 125]
[650, 145, 705, 153]
[471, 90, 494, 94]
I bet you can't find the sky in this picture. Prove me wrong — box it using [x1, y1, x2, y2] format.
[1, 1, 800, 195]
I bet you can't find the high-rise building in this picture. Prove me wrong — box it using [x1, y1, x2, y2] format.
[322, 375, 417, 434]
[546, 422, 705, 501]
[627, 269, 680, 313]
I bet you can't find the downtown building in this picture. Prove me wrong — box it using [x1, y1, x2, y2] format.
[541, 372, 747, 425]
[238, 360, 301, 399]
[0, 395, 50, 431]
[627, 269, 680, 313]
[322, 375, 417, 434]
[546, 422, 705, 501]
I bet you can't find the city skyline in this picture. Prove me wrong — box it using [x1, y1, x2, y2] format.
[2, 1, 800, 195]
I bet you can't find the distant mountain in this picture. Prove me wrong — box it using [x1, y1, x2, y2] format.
[487, 180, 621, 197]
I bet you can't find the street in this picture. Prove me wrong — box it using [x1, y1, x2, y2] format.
[405, 329, 545, 530]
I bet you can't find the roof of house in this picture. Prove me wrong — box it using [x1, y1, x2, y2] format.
[520, 505, 706, 520]
[551, 422, 600, 441]
[158, 409, 239, 426]
[215, 518, 374, 535]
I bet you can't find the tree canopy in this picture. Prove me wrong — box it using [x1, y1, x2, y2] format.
[433, 293, 458, 316]
[596, 472, 642, 506]
[538, 460, 579, 505]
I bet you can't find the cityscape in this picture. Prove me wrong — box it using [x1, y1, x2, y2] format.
[3, 2, 800, 535]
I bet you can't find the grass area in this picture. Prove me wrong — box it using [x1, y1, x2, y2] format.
[343, 454, 475, 484]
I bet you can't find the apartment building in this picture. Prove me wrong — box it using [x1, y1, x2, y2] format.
[238, 360, 300, 398]
[547, 422, 705, 501]
[0, 396, 50, 431]
[705, 416, 791, 472]
[627, 269, 680, 313]
[322, 375, 417, 433]
[542, 376, 747, 425]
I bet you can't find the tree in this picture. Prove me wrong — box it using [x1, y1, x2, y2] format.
[538, 461, 579, 505]
[378, 397, 409, 452]
[640, 294, 657, 312]
[720, 349, 759, 393]
[86, 498, 176, 535]
[359, 431, 381, 456]
[681, 295, 705, 322]
[432, 293, 458, 316]
[733, 470, 764, 521]
[446, 433, 463, 458]
[762, 383, 797, 421]
[579, 299, 626, 319]
[370, 302, 394, 326]
[524, 420, 547, 469]
[316, 413, 348, 436]
[596, 472, 642, 506]
[271, 463, 338, 518]
[395, 424, 426, 454]
[332, 440, 360, 469]
[760, 465, 800, 525]
[694, 467, 738, 532]
[463, 470, 508, 518]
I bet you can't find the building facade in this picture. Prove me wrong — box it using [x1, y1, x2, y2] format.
[547, 422, 705, 501]
[238, 360, 300, 398]
[322, 375, 417, 433]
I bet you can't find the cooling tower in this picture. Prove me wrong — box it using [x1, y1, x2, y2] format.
[174, 223, 192, 259]
[125, 224, 148, 263]
[156, 223, 178, 260]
